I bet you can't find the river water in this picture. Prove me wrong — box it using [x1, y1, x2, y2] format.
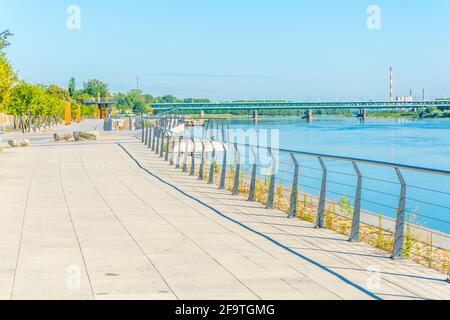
[202, 116, 450, 234]
[228, 117, 450, 170]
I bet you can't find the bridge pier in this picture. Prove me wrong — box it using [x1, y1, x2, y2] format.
[357, 109, 367, 120]
[305, 109, 313, 122]
[252, 110, 259, 122]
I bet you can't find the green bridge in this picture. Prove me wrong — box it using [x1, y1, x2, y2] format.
[150, 100, 450, 112]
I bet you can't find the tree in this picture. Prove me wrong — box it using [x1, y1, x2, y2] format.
[143, 93, 155, 104]
[114, 89, 146, 112]
[47, 84, 70, 101]
[68, 77, 76, 98]
[114, 92, 129, 111]
[183, 98, 211, 103]
[6, 82, 67, 132]
[132, 100, 147, 115]
[6, 82, 36, 117]
[0, 30, 13, 51]
[80, 79, 109, 98]
[76, 92, 92, 100]
[159, 95, 179, 103]
[0, 53, 17, 111]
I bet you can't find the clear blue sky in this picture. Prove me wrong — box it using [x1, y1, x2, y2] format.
[1, 0, 449, 100]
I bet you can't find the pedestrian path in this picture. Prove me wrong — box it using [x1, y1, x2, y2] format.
[0, 134, 448, 300]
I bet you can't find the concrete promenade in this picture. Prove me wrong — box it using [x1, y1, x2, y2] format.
[0, 123, 449, 300]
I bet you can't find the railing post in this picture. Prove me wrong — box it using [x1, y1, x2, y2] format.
[209, 120, 215, 140]
[208, 142, 216, 184]
[182, 137, 189, 173]
[221, 121, 225, 142]
[349, 161, 362, 242]
[204, 120, 210, 139]
[141, 119, 145, 143]
[165, 133, 171, 161]
[170, 136, 176, 166]
[316, 157, 327, 229]
[248, 147, 257, 202]
[215, 121, 220, 140]
[190, 138, 196, 176]
[151, 126, 157, 151]
[155, 128, 161, 154]
[148, 124, 152, 149]
[160, 130, 165, 158]
[176, 137, 182, 169]
[266, 149, 276, 209]
[144, 123, 148, 145]
[392, 168, 407, 260]
[232, 144, 241, 195]
[288, 153, 299, 219]
[219, 143, 227, 190]
[198, 140, 206, 180]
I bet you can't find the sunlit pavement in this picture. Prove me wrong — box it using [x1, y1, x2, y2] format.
[0, 124, 449, 300]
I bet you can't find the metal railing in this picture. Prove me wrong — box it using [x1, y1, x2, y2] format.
[140, 117, 450, 274]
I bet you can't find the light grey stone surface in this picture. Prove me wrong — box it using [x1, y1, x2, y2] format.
[0, 124, 448, 300]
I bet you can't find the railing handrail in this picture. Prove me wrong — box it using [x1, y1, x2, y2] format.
[230, 143, 450, 177]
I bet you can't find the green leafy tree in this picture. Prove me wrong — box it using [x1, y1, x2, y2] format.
[6, 82, 37, 116]
[0, 53, 17, 111]
[80, 79, 109, 98]
[80, 104, 97, 117]
[159, 95, 179, 103]
[0, 30, 13, 51]
[47, 84, 70, 101]
[143, 93, 155, 104]
[75, 92, 92, 100]
[114, 92, 130, 111]
[132, 100, 147, 115]
[6, 82, 67, 132]
[68, 77, 76, 98]
[44, 91, 65, 119]
[114, 89, 148, 112]
[0, 39, 7, 51]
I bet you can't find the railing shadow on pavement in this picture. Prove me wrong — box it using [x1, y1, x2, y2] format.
[139, 116, 450, 280]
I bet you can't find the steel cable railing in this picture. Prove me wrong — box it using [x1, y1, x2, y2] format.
[140, 116, 450, 277]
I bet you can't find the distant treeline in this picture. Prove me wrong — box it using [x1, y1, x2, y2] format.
[369, 105, 450, 119]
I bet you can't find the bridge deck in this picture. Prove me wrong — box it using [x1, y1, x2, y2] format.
[0, 132, 448, 300]
[150, 100, 450, 111]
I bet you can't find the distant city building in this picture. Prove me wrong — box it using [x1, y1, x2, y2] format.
[396, 96, 413, 102]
